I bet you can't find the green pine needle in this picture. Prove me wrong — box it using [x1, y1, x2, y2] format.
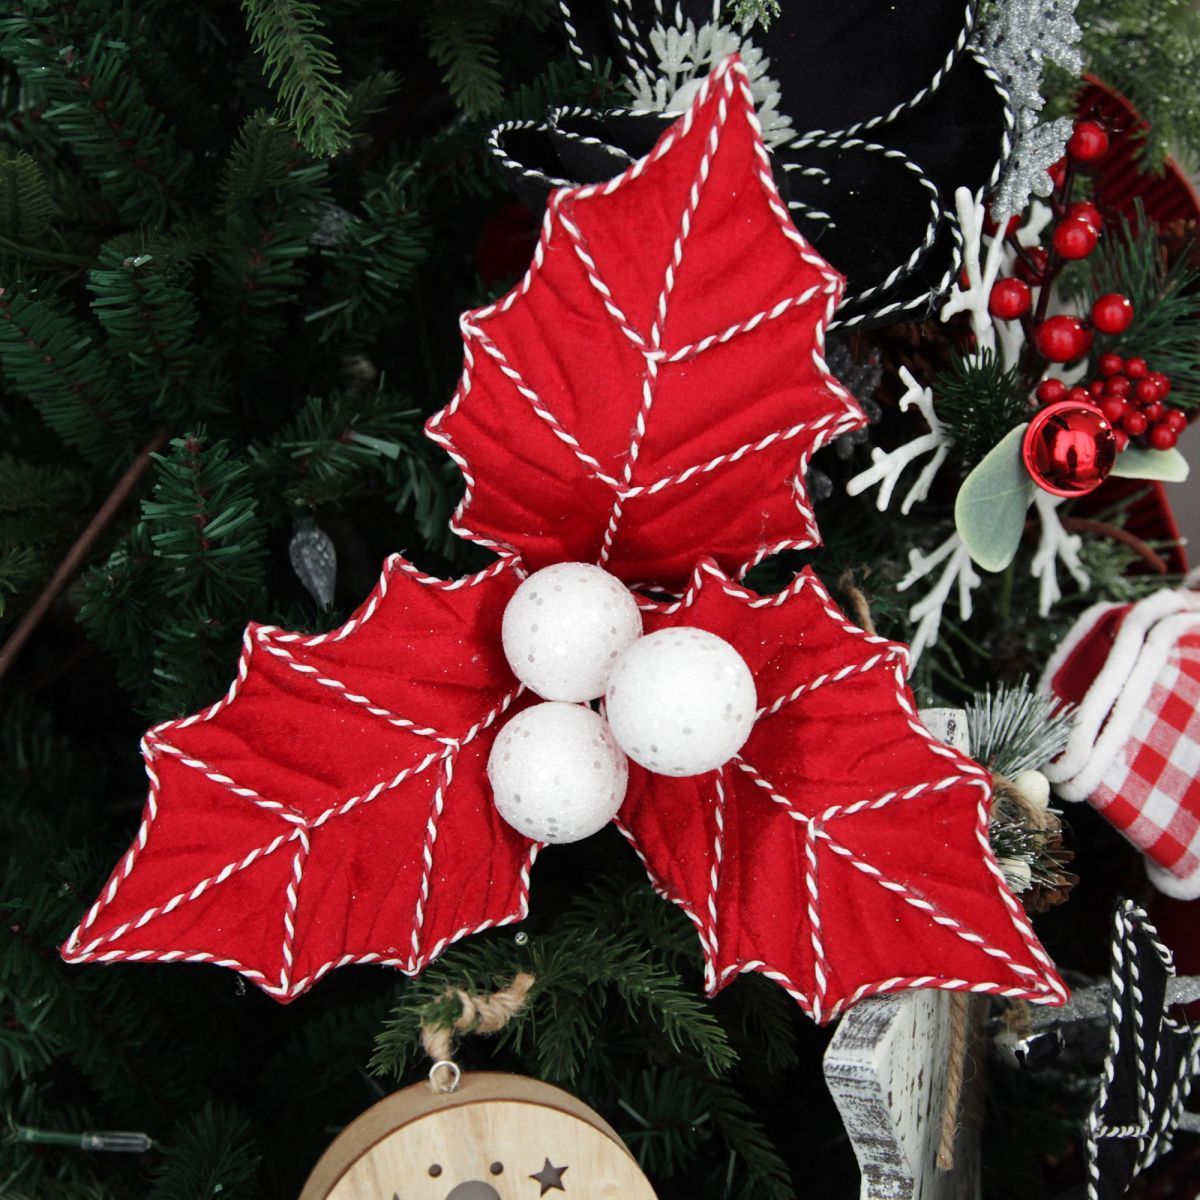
[965, 678, 1075, 777]
[0, 152, 53, 241]
[1075, 0, 1200, 166]
[420, 5, 505, 118]
[1082, 206, 1200, 409]
[931, 350, 1032, 469]
[240, 0, 350, 159]
[218, 111, 298, 212]
[148, 1103, 260, 1200]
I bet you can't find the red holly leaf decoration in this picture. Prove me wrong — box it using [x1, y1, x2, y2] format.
[61, 556, 537, 1002]
[616, 560, 1067, 1023]
[427, 56, 866, 591]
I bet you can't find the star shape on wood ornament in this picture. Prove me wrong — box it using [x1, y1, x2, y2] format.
[428, 56, 866, 593]
[1086, 900, 1200, 1200]
[529, 1158, 569, 1194]
[60, 555, 539, 1002]
[615, 559, 1067, 1023]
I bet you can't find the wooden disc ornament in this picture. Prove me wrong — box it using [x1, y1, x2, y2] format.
[299, 1072, 658, 1200]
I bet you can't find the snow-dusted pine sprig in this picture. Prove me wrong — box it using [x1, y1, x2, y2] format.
[966, 677, 1076, 777]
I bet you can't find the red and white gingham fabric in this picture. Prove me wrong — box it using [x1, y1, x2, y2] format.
[1091, 630, 1200, 889]
[1043, 587, 1200, 899]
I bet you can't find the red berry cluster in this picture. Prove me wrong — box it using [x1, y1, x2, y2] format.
[985, 121, 1133, 366]
[1036, 355, 1185, 451]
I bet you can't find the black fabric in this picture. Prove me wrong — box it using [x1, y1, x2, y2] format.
[514, 0, 1013, 327]
[1088, 901, 1200, 1200]
[591, 0, 977, 134]
[782, 140, 940, 318]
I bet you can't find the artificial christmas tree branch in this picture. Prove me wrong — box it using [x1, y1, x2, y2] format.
[0, 430, 166, 681]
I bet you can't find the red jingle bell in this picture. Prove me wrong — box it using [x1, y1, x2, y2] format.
[1022, 401, 1118, 497]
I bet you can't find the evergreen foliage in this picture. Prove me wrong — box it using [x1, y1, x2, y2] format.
[1081, 208, 1200, 408]
[1074, 0, 1200, 166]
[931, 350, 1032, 469]
[0, 1, 1188, 1197]
[239, 0, 350, 159]
[0, 151, 53, 241]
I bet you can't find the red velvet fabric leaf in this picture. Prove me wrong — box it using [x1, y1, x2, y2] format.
[427, 56, 866, 590]
[60, 556, 537, 1002]
[616, 560, 1067, 1023]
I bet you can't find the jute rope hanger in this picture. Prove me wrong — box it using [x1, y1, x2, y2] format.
[421, 972, 536, 1093]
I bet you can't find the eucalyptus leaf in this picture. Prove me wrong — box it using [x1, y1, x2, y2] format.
[954, 423, 1036, 572]
[1109, 446, 1190, 483]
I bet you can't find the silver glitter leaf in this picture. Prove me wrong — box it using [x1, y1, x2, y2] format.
[976, 0, 1083, 218]
[289, 522, 337, 609]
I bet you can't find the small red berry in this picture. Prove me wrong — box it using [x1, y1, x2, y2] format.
[1124, 357, 1148, 378]
[988, 277, 1032, 320]
[1089, 379, 1106, 398]
[1067, 121, 1110, 163]
[1148, 371, 1171, 396]
[1037, 378, 1068, 405]
[1053, 217, 1099, 260]
[1149, 424, 1179, 451]
[1068, 385, 1093, 406]
[1136, 377, 1165, 404]
[1035, 315, 1092, 362]
[1015, 246, 1050, 284]
[1114, 429, 1130, 452]
[1104, 375, 1131, 398]
[1047, 157, 1068, 189]
[1122, 409, 1149, 436]
[1090, 292, 1135, 335]
[1166, 410, 1188, 432]
[1099, 396, 1127, 424]
[1068, 201, 1104, 231]
[1141, 400, 1166, 424]
[1099, 352, 1124, 376]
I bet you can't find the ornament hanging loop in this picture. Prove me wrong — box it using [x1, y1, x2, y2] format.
[428, 1060, 462, 1094]
[419, 972, 536, 1093]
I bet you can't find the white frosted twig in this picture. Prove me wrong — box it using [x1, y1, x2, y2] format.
[845, 367, 950, 513]
[896, 533, 982, 664]
[940, 187, 1009, 357]
[1030, 490, 1090, 616]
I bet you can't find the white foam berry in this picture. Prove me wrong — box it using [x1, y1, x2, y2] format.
[487, 702, 628, 844]
[501, 562, 644, 702]
[604, 628, 757, 777]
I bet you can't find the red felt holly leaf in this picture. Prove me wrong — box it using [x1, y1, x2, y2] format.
[427, 56, 866, 591]
[61, 556, 537, 1002]
[616, 560, 1067, 1023]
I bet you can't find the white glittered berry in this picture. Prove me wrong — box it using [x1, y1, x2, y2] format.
[604, 628, 757, 777]
[487, 702, 628, 844]
[501, 562, 643, 702]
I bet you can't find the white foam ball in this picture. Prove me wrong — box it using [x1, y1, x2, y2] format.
[487, 702, 628, 844]
[501, 562, 644, 702]
[1012, 768, 1051, 812]
[605, 628, 757, 777]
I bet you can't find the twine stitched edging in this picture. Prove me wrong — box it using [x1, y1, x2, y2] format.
[421, 972, 536, 1091]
